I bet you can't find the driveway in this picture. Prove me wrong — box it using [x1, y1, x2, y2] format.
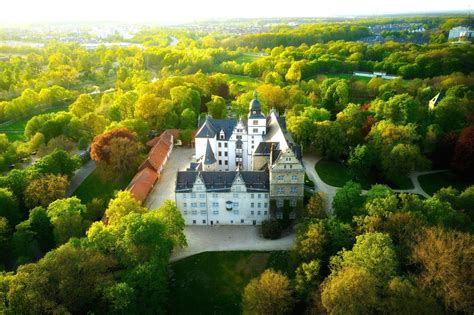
[145, 147, 194, 210]
[170, 225, 295, 262]
[302, 155, 338, 215]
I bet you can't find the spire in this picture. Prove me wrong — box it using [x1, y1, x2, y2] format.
[203, 139, 216, 165]
[249, 90, 263, 117]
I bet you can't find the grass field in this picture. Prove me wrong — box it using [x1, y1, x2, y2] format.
[0, 104, 69, 142]
[168, 251, 292, 315]
[73, 169, 133, 205]
[233, 53, 263, 64]
[315, 159, 413, 190]
[226, 74, 262, 88]
[418, 171, 473, 196]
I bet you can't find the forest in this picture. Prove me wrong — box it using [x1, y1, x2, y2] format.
[0, 15, 473, 314]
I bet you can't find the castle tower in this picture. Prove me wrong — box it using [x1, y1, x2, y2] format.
[247, 91, 266, 169]
[203, 139, 217, 171]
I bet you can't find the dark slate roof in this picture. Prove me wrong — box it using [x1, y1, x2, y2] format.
[254, 142, 279, 156]
[196, 116, 238, 140]
[203, 139, 216, 165]
[271, 149, 281, 164]
[187, 162, 201, 171]
[176, 171, 269, 192]
[289, 143, 303, 161]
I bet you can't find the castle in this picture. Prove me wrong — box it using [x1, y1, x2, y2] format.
[175, 93, 305, 225]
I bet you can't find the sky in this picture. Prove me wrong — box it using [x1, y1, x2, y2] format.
[0, 0, 472, 24]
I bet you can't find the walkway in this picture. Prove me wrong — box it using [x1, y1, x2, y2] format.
[302, 155, 338, 214]
[302, 154, 445, 213]
[66, 160, 96, 196]
[170, 225, 295, 262]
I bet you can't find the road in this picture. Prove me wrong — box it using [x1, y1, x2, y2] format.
[145, 147, 194, 210]
[66, 160, 96, 196]
[170, 225, 295, 262]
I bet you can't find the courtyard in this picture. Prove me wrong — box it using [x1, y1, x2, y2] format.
[145, 146, 194, 210]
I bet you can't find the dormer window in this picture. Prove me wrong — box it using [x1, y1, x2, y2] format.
[219, 130, 225, 140]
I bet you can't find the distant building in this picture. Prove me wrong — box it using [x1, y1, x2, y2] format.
[353, 71, 400, 80]
[449, 26, 474, 41]
[175, 93, 305, 225]
[429, 92, 443, 111]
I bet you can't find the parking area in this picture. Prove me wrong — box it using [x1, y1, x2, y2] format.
[170, 225, 295, 262]
[145, 147, 194, 210]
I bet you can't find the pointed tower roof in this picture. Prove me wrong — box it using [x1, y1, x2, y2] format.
[249, 90, 265, 119]
[203, 139, 217, 165]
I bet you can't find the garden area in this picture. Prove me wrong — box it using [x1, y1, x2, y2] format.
[418, 171, 474, 196]
[315, 158, 413, 190]
[73, 169, 133, 205]
[167, 251, 292, 315]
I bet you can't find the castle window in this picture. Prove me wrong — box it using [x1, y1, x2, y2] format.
[233, 193, 239, 198]
[257, 211, 261, 215]
[277, 188, 284, 194]
[212, 193, 218, 198]
[199, 194, 205, 198]
[192, 210, 197, 215]
[218, 143, 222, 148]
[264, 203, 268, 208]
[277, 175, 284, 180]
[183, 202, 187, 208]
[212, 202, 219, 207]
[251, 202, 255, 207]
[253, 128, 258, 133]
[286, 157, 291, 161]
[183, 210, 188, 215]
[292, 175, 297, 181]
[290, 199, 297, 207]
[253, 120, 258, 125]
[200, 202, 206, 207]
[200, 210, 206, 215]
[251, 194, 254, 198]
[290, 187, 297, 194]
[219, 160, 222, 165]
[225, 161, 228, 165]
[258, 202, 261, 208]
[191, 202, 197, 208]
[233, 210, 239, 215]
[213, 210, 219, 215]
[233, 202, 239, 207]
[224, 152, 228, 157]
[191, 193, 196, 199]
[224, 143, 228, 148]
[264, 211, 268, 215]
[251, 210, 254, 215]
[218, 152, 222, 156]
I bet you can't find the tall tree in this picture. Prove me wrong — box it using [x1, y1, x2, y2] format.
[242, 269, 294, 315]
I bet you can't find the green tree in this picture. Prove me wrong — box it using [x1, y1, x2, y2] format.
[179, 108, 197, 129]
[153, 200, 186, 248]
[242, 269, 294, 315]
[304, 192, 327, 219]
[206, 95, 227, 119]
[0, 188, 19, 225]
[24, 174, 69, 209]
[332, 232, 398, 283]
[33, 149, 80, 177]
[332, 181, 364, 223]
[70, 94, 96, 118]
[105, 191, 147, 226]
[46, 197, 88, 245]
[413, 228, 474, 313]
[321, 267, 380, 315]
[348, 144, 375, 181]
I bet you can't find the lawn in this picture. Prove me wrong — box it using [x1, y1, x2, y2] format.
[315, 159, 413, 190]
[226, 74, 262, 88]
[232, 53, 263, 64]
[0, 104, 69, 142]
[73, 169, 133, 204]
[168, 251, 292, 315]
[418, 171, 473, 196]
